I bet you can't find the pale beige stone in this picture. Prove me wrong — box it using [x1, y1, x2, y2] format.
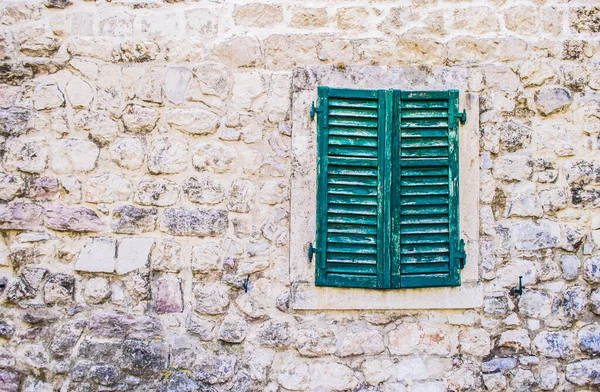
[453, 7, 499, 33]
[234, 4, 283, 27]
[65, 77, 94, 109]
[290, 7, 328, 29]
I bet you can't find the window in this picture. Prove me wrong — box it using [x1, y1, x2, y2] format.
[311, 87, 466, 289]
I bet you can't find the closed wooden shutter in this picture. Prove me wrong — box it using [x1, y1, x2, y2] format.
[314, 88, 464, 289]
[314, 87, 389, 288]
[391, 90, 462, 288]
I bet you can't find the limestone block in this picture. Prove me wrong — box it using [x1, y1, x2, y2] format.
[153, 275, 183, 314]
[362, 358, 392, 385]
[160, 208, 228, 237]
[503, 5, 539, 34]
[85, 173, 132, 203]
[75, 238, 116, 273]
[227, 179, 255, 213]
[453, 7, 499, 33]
[46, 205, 105, 232]
[570, 6, 600, 34]
[482, 358, 517, 374]
[164, 67, 192, 104]
[337, 7, 371, 31]
[33, 83, 64, 110]
[337, 323, 384, 357]
[218, 312, 247, 343]
[0, 173, 25, 201]
[234, 3, 283, 27]
[566, 359, 600, 386]
[122, 105, 159, 133]
[18, 27, 61, 57]
[535, 86, 572, 116]
[147, 137, 188, 174]
[192, 142, 236, 173]
[185, 8, 219, 37]
[65, 77, 93, 109]
[578, 324, 600, 355]
[518, 290, 553, 319]
[459, 328, 491, 356]
[0, 202, 45, 230]
[289, 7, 328, 28]
[99, 13, 133, 37]
[190, 242, 220, 273]
[510, 219, 560, 251]
[73, 110, 119, 146]
[109, 137, 144, 170]
[505, 181, 542, 217]
[186, 314, 215, 341]
[3, 137, 48, 174]
[112, 206, 157, 234]
[493, 154, 532, 181]
[213, 37, 263, 68]
[584, 256, 600, 283]
[167, 108, 219, 135]
[274, 353, 310, 391]
[135, 178, 180, 207]
[533, 331, 575, 358]
[44, 273, 75, 305]
[115, 237, 154, 275]
[28, 176, 60, 201]
[561, 255, 581, 280]
[309, 362, 357, 391]
[183, 176, 224, 205]
[592, 289, 600, 315]
[51, 138, 99, 174]
[232, 72, 268, 111]
[192, 282, 229, 315]
[85, 277, 111, 304]
[0, 107, 32, 136]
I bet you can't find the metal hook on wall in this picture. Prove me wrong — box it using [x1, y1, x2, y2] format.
[243, 275, 251, 293]
[510, 276, 523, 296]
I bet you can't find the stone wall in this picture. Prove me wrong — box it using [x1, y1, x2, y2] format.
[0, 0, 599, 391]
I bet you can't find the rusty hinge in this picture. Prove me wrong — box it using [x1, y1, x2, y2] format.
[310, 101, 323, 121]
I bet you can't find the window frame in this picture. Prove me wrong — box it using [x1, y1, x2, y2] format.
[288, 66, 482, 310]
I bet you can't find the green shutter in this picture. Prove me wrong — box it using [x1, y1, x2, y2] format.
[314, 88, 464, 289]
[315, 87, 388, 288]
[390, 90, 462, 288]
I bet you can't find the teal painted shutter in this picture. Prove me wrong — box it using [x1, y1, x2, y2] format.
[391, 90, 462, 288]
[315, 87, 389, 289]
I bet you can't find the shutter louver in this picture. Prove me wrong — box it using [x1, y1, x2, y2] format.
[315, 87, 387, 288]
[391, 91, 461, 288]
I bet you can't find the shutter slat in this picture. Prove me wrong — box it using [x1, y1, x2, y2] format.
[401, 244, 450, 254]
[327, 234, 377, 245]
[327, 175, 378, 187]
[401, 91, 449, 100]
[401, 119, 449, 128]
[400, 186, 449, 196]
[328, 118, 378, 128]
[328, 166, 378, 177]
[327, 215, 377, 225]
[401, 158, 449, 167]
[401, 147, 449, 158]
[402, 129, 449, 138]
[328, 157, 378, 167]
[401, 167, 449, 177]
[401, 138, 449, 148]
[327, 264, 377, 274]
[400, 224, 449, 235]
[328, 205, 377, 215]
[329, 127, 379, 138]
[399, 216, 449, 225]
[328, 224, 378, 235]
[328, 195, 377, 206]
[401, 234, 449, 244]
[329, 108, 378, 118]
[328, 98, 378, 109]
[400, 176, 448, 186]
[328, 185, 378, 197]
[328, 244, 377, 255]
[329, 146, 378, 158]
[401, 101, 448, 109]
[400, 195, 449, 206]
[329, 136, 378, 148]
[327, 254, 377, 264]
[401, 263, 450, 274]
[401, 205, 449, 215]
[401, 109, 448, 119]
[401, 254, 450, 263]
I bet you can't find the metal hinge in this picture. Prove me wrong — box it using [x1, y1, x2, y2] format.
[310, 101, 323, 121]
[455, 109, 467, 125]
[456, 239, 466, 269]
[308, 242, 322, 263]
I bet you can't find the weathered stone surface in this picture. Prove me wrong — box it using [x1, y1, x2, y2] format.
[0, 202, 45, 230]
[46, 205, 105, 232]
[85, 173, 132, 203]
[214, 37, 263, 68]
[192, 142, 236, 173]
[147, 137, 188, 174]
[570, 6, 600, 33]
[566, 359, 600, 386]
[337, 323, 384, 357]
[161, 208, 228, 237]
[33, 83, 64, 110]
[164, 67, 192, 104]
[190, 242, 220, 273]
[534, 331, 575, 358]
[75, 238, 116, 273]
[389, 322, 452, 356]
[591, 289, 600, 315]
[561, 254, 580, 280]
[112, 206, 157, 234]
[153, 274, 183, 314]
[539, 365, 558, 391]
[186, 314, 215, 341]
[0, 370, 21, 392]
[122, 105, 159, 133]
[183, 177, 224, 205]
[498, 329, 531, 352]
[274, 353, 310, 391]
[0, 173, 25, 201]
[51, 139, 99, 174]
[493, 154, 533, 181]
[255, 320, 293, 348]
[121, 339, 167, 377]
[482, 358, 517, 374]
[27, 176, 59, 200]
[109, 137, 144, 170]
[88, 312, 162, 339]
[151, 238, 182, 273]
[234, 3, 283, 27]
[73, 110, 119, 146]
[518, 290, 553, 319]
[44, 273, 75, 305]
[578, 324, 600, 355]
[0, 107, 31, 136]
[3, 137, 48, 174]
[65, 77, 93, 109]
[193, 282, 229, 315]
[511, 220, 560, 251]
[562, 284, 587, 319]
[217, 313, 247, 343]
[459, 328, 491, 356]
[535, 87, 572, 116]
[584, 256, 600, 283]
[310, 362, 358, 391]
[85, 277, 111, 304]
[227, 179, 255, 213]
[167, 108, 219, 135]
[135, 178, 180, 207]
[50, 320, 86, 357]
[115, 237, 154, 275]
